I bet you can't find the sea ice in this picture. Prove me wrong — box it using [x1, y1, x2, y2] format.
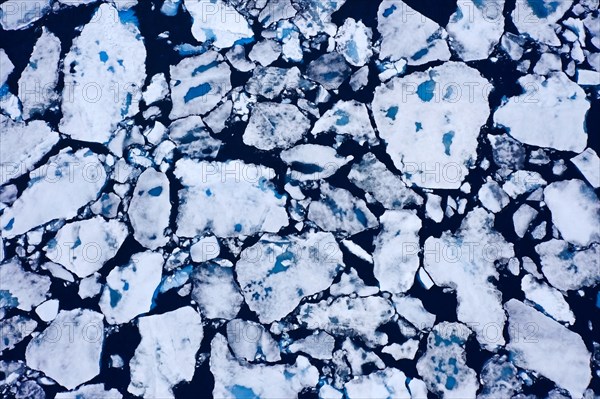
[373, 210, 421, 294]
[99, 251, 163, 324]
[25, 309, 104, 390]
[175, 159, 288, 237]
[373, 62, 490, 189]
[44, 216, 128, 278]
[505, 299, 591, 398]
[494, 73, 589, 152]
[236, 232, 343, 323]
[543, 179, 600, 246]
[2, 149, 107, 238]
[128, 307, 203, 398]
[60, 4, 146, 143]
[129, 169, 171, 249]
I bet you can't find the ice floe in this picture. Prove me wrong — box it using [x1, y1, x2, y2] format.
[236, 232, 343, 323]
[44, 216, 128, 278]
[99, 251, 163, 324]
[25, 309, 104, 389]
[60, 4, 146, 143]
[494, 73, 590, 152]
[373, 62, 490, 189]
[505, 299, 591, 398]
[2, 148, 107, 238]
[128, 307, 203, 398]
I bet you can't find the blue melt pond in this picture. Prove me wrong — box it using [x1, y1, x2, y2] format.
[234, 223, 243, 232]
[415, 122, 423, 132]
[99, 51, 109, 63]
[527, 0, 559, 18]
[334, 109, 350, 126]
[229, 385, 259, 399]
[386, 106, 398, 121]
[446, 376, 457, 390]
[383, 4, 397, 17]
[417, 79, 436, 102]
[184, 83, 211, 103]
[148, 186, 163, 196]
[443, 131, 455, 156]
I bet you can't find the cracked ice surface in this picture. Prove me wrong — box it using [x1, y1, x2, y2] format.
[1, 0, 599, 397]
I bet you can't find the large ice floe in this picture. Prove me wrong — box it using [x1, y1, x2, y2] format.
[373, 62, 490, 189]
[1, 0, 599, 397]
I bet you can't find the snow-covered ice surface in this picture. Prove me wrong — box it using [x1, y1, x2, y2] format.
[1, 0, 599, 397]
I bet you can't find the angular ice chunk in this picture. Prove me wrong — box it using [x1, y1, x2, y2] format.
[335, 18, 373, 67]
[288, 331, 335, 360]
[494, 73, 589, 152]
[478, 180, 510, 213]
[373, 210, 421, 294]
[536, 239, 600, 291]
[348, 154, 422, 211]
[249, 40, 281, 66]
[128, 169, 170, 249]
[18, 28, 61, 118]
[185, 0, 253, 49]
[306, 53, 351, 90]
[236, 232, 343, 323]
[382, 339, 419, 360]
[392, 295, 436, 330]
[0, 116, 59, 185]
[416, 322, 478, 398]
[446, 0, 506, 61]
[243, 102, 310, 150]
[168, 116, 222, 158]
[25, 309, 104, 390]
[297, 296, 395, 346]
[521, 274, 575, 323]
[505, 299, 591, 398]
[226, 319, 281, 362]
[2, 148, 107, 239]
[424, 208, 514, 349]
[128, 307, 203, 398]
[35, 299, 59, 322]
[0, 258, 51, 311]
[0, 316, 37, 352]
[502, 170, 546, 198]
[142, 73, 169, 106]
[191, 261, 243, 320]
[190, 236, 220, 262]
[512, 0, 573, 45]
[571, 148, 600, 188]
[308, 183, 378, 236]
[544, 179, 600, 246]
[377, 0, 450, 65]
[169, 51, 231, 119]
[211, 333, 318, 398]
[175, 159, 288, 237]
[281, 144, 351, 181]
[373, 62, 490, 189]
[60, 4, 146, 143]
[245, 66, 300, 100]
[44, 217, 128, 278]
[312, 100, 378, 145]
[513, 203, 538, 238]
[99, 251, 163, 324]
[0, 0, 51, 30]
